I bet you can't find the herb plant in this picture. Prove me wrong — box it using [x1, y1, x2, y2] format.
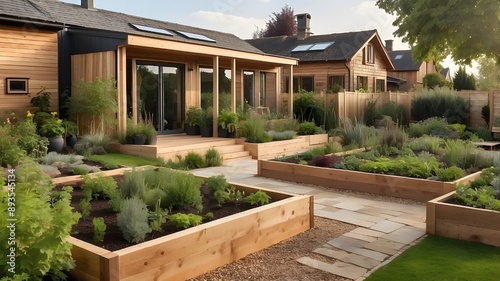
[169, 213, 203, 229]
[92, 217, 106, 242]
[244, 190, 271, 206]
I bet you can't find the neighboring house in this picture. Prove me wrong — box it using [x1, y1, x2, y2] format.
[0, 0, 297, 136]
[386, 40, 437, 91]
[440, 67, 452, 82]
[246, 13, 395, 93]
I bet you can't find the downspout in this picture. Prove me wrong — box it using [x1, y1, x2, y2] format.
[344, 59, 351, 91]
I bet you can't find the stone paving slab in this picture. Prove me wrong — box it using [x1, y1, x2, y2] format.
[349, 227, 386, 238]
[388, 216, 426, 229]
[297, 257, 367, 280]
[316, 210, 375, 228]
[327, 236, 369, 252]
[350, 247, 389, 262]
[344, 232, 378, 243]
[313, 247, 349, 260]
[363, 238, 406, 255]
[341, 253, 381, 269]
[333, 201, 366, 211]
[370, 220, 405, 233]
[381, 226, 426, 244]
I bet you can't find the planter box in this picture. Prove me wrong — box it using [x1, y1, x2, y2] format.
[426, 191, 500, 247]
[59, 170, 313, 281]
[258, 160, 481, 202]
[242, 134, 328, 160]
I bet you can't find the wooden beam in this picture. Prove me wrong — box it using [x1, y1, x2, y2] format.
[127, 35, 297, 66]
[231, 58, 237, 111]
[213, 56, 219, 137]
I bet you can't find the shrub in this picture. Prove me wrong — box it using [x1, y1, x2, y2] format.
[267, 130, 297, 141]
[204, 148, 223, 167]
[266, 118, 298, 132]
[379, 101, 407, 125]
[40, 152, 83, 165]
[206, 175, 231, 206]
[69, 163, 101, 175]
[82, 174, 119, 200]
[184, 151, 205, 169]
[93, 217, 106, 242]
[117, 197, 151, 243]
[481, 104, 490, 126]
[411, 88, 469, 124]
[121, 169, 147, 200]
[239, 115, 271, 143]
[405, 136, 442, 154]
[423, 73, 452, 89]
[11, 117, 40, 155]
[469, 127, 493, 141]
[145, 188, 167, 209]
[436, 167, 465, 182]
[334, 117, 365, 147]
[297, 121, 322, 135]
[77, 133, 111, 155]
[185, 107, 204, 127]
[364, 99, 381, 126]
[244, 190, 271, 206]
[293, 91, 322, 124]
[169, 213, 203, 229]
[0, 163, 80, 279]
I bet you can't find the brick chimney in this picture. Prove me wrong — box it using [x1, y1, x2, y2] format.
[385, 39, 393, 52]
[81, 0, 94, 9]
[296, 13, 312, 40]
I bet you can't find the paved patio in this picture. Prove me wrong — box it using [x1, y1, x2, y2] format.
[192, 159, 427, 281]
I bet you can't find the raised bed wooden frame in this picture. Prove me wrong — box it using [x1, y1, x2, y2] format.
[241, 134, 328, 160]
[426, 191, 500, 247]
[258, 160, 481, 202]
[60, 169, 313, 281]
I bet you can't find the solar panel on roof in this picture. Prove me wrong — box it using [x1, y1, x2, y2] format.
[395, 54, 403, 59]
[291, 44, 314, 52]
[176, 30, 216, 42]
[309, 42, 334, 51]
[130, 23, 173, 36]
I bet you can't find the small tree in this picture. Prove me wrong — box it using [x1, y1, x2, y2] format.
[423, 73, 452, 89]
[70, 77, 118, 135]
[255, 5, 297, 38]
[453, 66, 476, 91]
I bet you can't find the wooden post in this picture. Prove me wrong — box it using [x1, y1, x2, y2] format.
[131, 59, 137, 125]
[275, 67, 281, 114]
[288, 65, 293, 117]
[117, 46, 127, 137]
[231, 58, 237, 112]
[213, 56, 219, 137]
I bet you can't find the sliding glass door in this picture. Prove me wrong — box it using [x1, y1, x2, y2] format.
[136, 62, 185, 134]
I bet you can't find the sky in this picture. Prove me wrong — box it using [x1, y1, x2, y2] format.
[62, 0, 474, 75]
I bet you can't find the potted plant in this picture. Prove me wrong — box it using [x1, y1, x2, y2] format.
[217, 109, 238, 138]
[38, 115, 65, 152]
[62, 119, 78, 148]
[200, 107, 214, 137]
[142, 121, 157, 145]
[185, 107, 203, 135]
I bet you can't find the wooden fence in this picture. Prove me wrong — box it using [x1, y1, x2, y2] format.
[280, 90, 490, 128]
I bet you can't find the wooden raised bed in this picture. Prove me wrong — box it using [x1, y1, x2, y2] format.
[60, 170, 313, 281]
[241, 134, 328, 160]
[258, 160, 481, 202]
[427, 191, 500, 247]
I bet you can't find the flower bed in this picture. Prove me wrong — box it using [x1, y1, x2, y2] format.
[59, 169, 313, 281]
[258, 160, 481, 201]
[426, 191, 500, 247]
[241, 134, 328, 160]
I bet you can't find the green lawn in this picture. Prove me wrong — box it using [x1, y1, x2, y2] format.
[365, 235, 500, 281]
[86, 153, 166, 169]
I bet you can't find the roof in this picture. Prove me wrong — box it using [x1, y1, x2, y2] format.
[388, 50, 423, 71]
[247, 30, 380, 62]
[0, 0, 263, 54]
[440, 67, 450, 77]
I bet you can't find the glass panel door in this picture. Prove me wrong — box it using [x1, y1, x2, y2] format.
[136, 62, 185, 135]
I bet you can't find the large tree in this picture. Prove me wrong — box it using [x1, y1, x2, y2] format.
[453, 66, 476, 91]
[254, 5, 297, 38]
[376, 0, 500, 64]
[477, 57, 500, 91]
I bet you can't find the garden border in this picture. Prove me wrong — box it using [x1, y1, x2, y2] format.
[60, 168, 313, 281]
[257, 160, 481, 202]
[240, 134, 328, 160]
[426, 191, 500, 247]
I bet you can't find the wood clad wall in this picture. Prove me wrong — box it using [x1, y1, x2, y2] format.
[387, 71, 418, 92]
[351, 46, 388, 92]
[0, 24, 58, 119]
[292, 62, 347, 93]
[71, 51, 116, 134]
[457, 91, 489, 127]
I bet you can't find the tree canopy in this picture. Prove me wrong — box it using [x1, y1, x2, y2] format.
[376, 0, 500, 64]
[253, 5, 297, 38]
[477, 57, 500, 91]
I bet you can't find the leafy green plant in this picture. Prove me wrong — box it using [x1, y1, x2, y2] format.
[296, 121, 322, 135]
[481, 104, 490, 126]
[61, 119, 78, 136]
[121, 168, 147, 200]
[81, 174, 119, 201]
[244, 190, 271, 206]
[239, 115, 271, 143]
[10, 117, 41, 156]
[206, 175, 231, 206]
[92, 217, 106, 242]
[0, 125, 26, 167]
[38, 117, 65, 137]
[379, 101, 406, 125]
[186, 107, 204, 127]
[117, 197, 151, 243]
[267, 130, 296, 141]
[204, 148, 223, 167]
[217, 109, 239, 133]
[0, 163, 80, 280]
[204, 212, 214, 220]
[169, 213, 203, 229]
[364, 99, 381, 126]
[30, 87, 52, 112]
[148, 199, 167, 233]
[266, 118, 298, 132]
[76, 133, 111, 155]
[436, 166, 465, 182]
[293, 90, 323, 125]
[70, 77, 118, 135]
[79, 199, 91, 219]
[184, 151, 205, 169]
[411, 87, 469, 124]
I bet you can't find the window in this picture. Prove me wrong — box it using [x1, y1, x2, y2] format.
[5, 78, 29, 94]
[367, 44, 374, 64]
[376, 79, 386, 92]
[329, 76, 344, 91]
[357, 76, 368, 91]
[293, 76, 314, 92]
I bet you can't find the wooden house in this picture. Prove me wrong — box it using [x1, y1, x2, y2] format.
[0, 0, 297, 136]
[246, 13, 395, 93]
[385, 40, 437, 91]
